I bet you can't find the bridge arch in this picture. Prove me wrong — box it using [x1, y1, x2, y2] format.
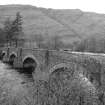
[0, 51, 6, 60]
[49, 63, 75, 84]
[22, 55, 38, 74]
[49, 63, 74, 74]
[9, 52, 17, 65]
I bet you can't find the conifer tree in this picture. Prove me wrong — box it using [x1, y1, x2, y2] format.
[3, 12, 23, 46]
[3, 17, 12, 42]
[11, 12, 23, 41]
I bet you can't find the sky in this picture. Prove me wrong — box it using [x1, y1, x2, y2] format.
[0, 0, 105, 14]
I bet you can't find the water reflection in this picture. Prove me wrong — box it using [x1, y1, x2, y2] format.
[0, 61, 34, 85]
[0, 61, 36, 105]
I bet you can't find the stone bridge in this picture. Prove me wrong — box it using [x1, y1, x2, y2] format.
[0, 46, 104, 89]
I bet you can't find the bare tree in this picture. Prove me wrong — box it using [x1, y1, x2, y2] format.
[51, 35, 63, 50]
[33, 34, 44, 48]
[3, 17, 13, 43]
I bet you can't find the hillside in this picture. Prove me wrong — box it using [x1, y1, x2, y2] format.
[0, 5, 105, 44]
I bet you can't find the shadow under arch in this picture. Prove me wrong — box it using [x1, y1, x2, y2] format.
[0, 51, 6, 60]
[22, 55, 38, 74]
[9, 52, 17, 65]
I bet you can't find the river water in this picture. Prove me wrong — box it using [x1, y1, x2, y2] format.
[0, 61, 36, 105]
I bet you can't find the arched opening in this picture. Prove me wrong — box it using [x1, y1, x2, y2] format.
[23, 57, 37, 74]
[0, 52, 6, 60]
[49, 66, 73, 92]
[9, 54, 16, 65]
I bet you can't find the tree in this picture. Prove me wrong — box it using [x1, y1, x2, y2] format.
[74, 40, 85, 52]
[51, 35, 63, 50]
[3, 12, 23, 46]
[0, 28, 6, 46]
[75, 37, 97, 52]
[87, 37, 97, 52]
[33, 34, 44, 48]
[42, 35, 64, 50]
[11, 12, 23, 41]
[3, 17, 13, 42]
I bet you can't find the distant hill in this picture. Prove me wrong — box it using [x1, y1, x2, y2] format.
[0, 5, 105, 45]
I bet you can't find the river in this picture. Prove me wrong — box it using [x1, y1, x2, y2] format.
[0, 61, 36, 105]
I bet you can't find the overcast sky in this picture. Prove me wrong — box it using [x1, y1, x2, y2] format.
[0, 0, 105, 14]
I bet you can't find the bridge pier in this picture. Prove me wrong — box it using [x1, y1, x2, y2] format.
[13, 57, 23, 69]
